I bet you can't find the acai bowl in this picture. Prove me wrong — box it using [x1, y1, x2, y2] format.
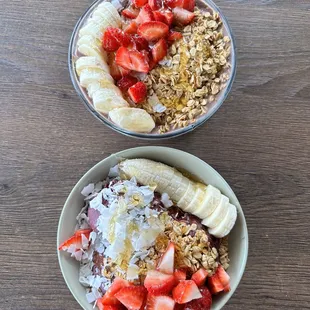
[68, 0, 236, 139]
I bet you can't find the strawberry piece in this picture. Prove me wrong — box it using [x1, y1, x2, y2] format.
[153, 10, 174, 26]
[132, 0, 148, 7]
[162, 10, 174, 25]
[167, 31, 183, 42]
[191, 268, 208, 287]
[128, 81, 147, 103]
[184, 287, 212, 310]
[165, 0, 182, 8]
[174, 269, 187, 282]
[138, 21, 169, 42]
[97, 300, 125, 310]
[157, 242, 175, 274]
[147, 294, 175, 310]
[217, 265, 230, 287]
[224, 283, 231, 292]
[207, 265, 230, 294]
[149, 0, 163, 10]
[109, 54, 131, 80]
[122, 7, 140, 19]
[172, 280, 202, 304]
[102, 27, 132, 52]
[124, 21, 139, 34]
[153, 11, 166, 23]
[117, 75, 139, 91]
[115, 47, 150, 72]
[144, 270, 176, 295]
[151, 38, 168, 63]
[132, 35, 149, 50]
[181, 0, 195, 11]
[172, 7, 195, 25]
[115, 285, 147, 310]
[136, 4, 154, 24]
[58, 229, 91, 251]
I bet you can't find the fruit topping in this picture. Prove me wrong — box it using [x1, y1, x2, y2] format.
[58, 229, 91, 251]
[207, 265, 230, 294]
[172, 280, 202, 304]
[172, 7, 195, 25]
[122, 7, 140, 19]
[128, 81, 147, 103]
[149, 0, 163, 11]
[183, 286, 212, 310]
[115, 285, 147, 310]
[109, 54, 131, 80]
[191, 268, 208, 287]
[153, 10, 174, 26]
[164, 0, 183, 9]
[124, 21, 139, 34]
[180, 0, 195, 12]
[97, 301, 126, 310]
[136, 4, 154, 24]
[167, 30, 183, 42]
[174, 269, 187, 282]
[116, 47, 150, 73]
[117, 75, 139, 91]
[132, 0, 149, 8]
[146, 295, 176, 310]
[132, 35, 149, 50]
[156, 241, 175, 274]
[138, 21, 169, 42]
[144, 270, 176, 295]
[102, 27, 132, 52]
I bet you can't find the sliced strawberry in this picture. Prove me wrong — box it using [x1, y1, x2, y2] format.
[138, 21, 169, 42]
[149, 0, 163, 10]
[132, 35, 149, 50]
[172, 7, 195, 25]
[153, 10, 174, 26]
[144, 270, 176, 295]
[116, 47, 150, 72]
[124, 21, 139, 34]
[217, 265, 230, 287]
[184, 287, 212, 310]
[136, 4, 154, 24]
[122, 7, 140, 19]
[167, 30, 183, 42]
[191, 268, 208, 287]
[117, 75, 139, 91]
[115, 285, 147, 310]
[132, 0, 148, 7]
[128, 81, 147, 103]
[151, 38, 168, 63]
[181, 0, 195, 11]
[165, 0, 182, 8]
[172, 280, 202, 304]
[97, 300, 125, 310]
[162, 10, 174, 25]
[147, 294, 175, 310]
[174, 269, 187, 282]
[224, 283, 231, 292]
[102, 27, 132, 52]
[58, 229, 91, 251]
[109, 53, 131, 80]
[157, 241, 175, 274]
[207, 273, 224, 295]
[153, 11, 166, 23]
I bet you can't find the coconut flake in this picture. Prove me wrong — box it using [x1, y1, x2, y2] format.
[108, 165, 119, 177]
[158, 58, 172, 67]
[127, 264, 139, 280]
[161, 193, 173, 208]
[81, 184, 95, 196]
[148, 94, 167, 113]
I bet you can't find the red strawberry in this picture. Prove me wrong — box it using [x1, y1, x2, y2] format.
[149, 0, 163, 10]
[144, 270, 176, 295]
[115, 285, 147, 310]
[224, 283, 231, 292]
[172, 280, 202, 304]
[216, 265, 230, 287]
[181, 0, 195, 11]
[122, 7, 140, 19]
[172, 7, 195, 25]
[132, 35, 149, 50]
[116, 47, 150, 73]
[207, 265, 230, 294]
[132, 0, 148, 7]
[136, 4, 154, 24]
[117, 75, 139, 91]
[162, 10, 174, 25]
[157, 242, 175, 274]
[109, 54, 131, 80]
[191, 268, 208, 287]
[128, 81, 147, 103]
[58, 229, 91, 251]
[183, 287, 212, 310]
[151, 38, 168, 63]
[165, 0, 182, 8]
[153, 10, 174, 26]
[102, 27, 132, 52]
[167, 31, 183, 42]
[146, 295, 175, 310]
[174, 269, 187, 282]
[124, 21, 139, 34]
[138, 21, 169, 42]
[97, 300, 125, 310]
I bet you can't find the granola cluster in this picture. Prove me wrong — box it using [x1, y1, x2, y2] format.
[143, 8, 231, 133]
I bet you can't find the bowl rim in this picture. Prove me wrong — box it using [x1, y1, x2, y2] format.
[68, 0, 237, 140]
[57, 146, 248, 309]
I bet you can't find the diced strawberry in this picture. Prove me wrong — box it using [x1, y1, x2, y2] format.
[167, 31, 183, 42]
[217, 265, 230, 287]
[116, 47, 149, 73]
[172, 280, 202, 304]
[132, 35, 149, 50]
[97, 299, 125, 310]
[147, 295, 175, 310]
[224, 283, 231, 292]
[128, 81, 147, 103]
[181, 0, 195, 11]
[136, 4, 154, 24]
[124, 21, 139, 34]
[151, 38, 168, 63]
[58, 229, 91, 251]
[144, 270, 176, 295]
[162, 10, 174, 25]
[165, 0, 183, 9]
[174, 269, 187, 282]
[102, 27, 132, 52]
[191, 268, 208, 287]
[117, 75, 139, 91]
[132, 0, 148, 7]
[175, 304, 185, 310]
[109, 54, 131, 80]
[153, 10, 174, 26]
[149, 0, 163, 10]
[153, 11, 166, 23]
[207, 272, 224, 295]
[115, 285, 147, 310]
[157, 242, 175, 274]
[183, 287, 212, 310]
[122, 7, 140, 19]
[172, 7, 195, 25]
[138, 21, 169, 42]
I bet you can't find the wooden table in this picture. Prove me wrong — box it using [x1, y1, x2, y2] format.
[1, 0, 310, 309]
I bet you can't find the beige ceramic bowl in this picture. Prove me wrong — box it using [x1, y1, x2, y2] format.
[57, 146, 248, 309]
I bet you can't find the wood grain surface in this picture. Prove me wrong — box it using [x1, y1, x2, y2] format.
[1, 0, 310, 309]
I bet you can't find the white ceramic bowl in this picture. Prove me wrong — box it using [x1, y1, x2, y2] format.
[57, 146, 248, 309]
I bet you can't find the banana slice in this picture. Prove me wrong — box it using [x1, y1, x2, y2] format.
[178, 182, 197, 209]
[92, 10, 119, 28]
[77, 44, 107, 63]
[79, 20, 105, 39]
[75, 56, 110, 76]
[182, 185, 205, 214]
[79, 68, 114, 88]
[77, 34, 101, 49]
[208, 203, 237, 238]
[109, 108, 155, 133]
[201, 195, 229, 229]
[87, 81, 122, 98]
[93, 89, 128, 113]
[97, 2, 122, 26]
